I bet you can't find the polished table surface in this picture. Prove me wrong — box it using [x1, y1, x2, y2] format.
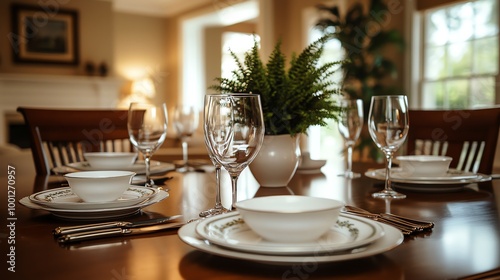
[1, 153, 500, 280]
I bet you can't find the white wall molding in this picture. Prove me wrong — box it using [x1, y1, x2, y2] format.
[0, 73, 124, 144]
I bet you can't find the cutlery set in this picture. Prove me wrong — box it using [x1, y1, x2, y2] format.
[342, 206, 434, 235]
[54, 215, 183, 244]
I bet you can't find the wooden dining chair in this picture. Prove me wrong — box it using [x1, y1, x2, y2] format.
[405, 107, 500, 174]
[17, 107, 133, 176]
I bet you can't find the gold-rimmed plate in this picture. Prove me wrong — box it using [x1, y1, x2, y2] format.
[19, 190, 169, 220]
[195, 212, 384, 255]
[29, 186, 158, 210]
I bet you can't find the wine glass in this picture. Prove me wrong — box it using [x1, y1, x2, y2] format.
[198, 95, 229, 217]
[368, 95, 409, 199]
[338, 99, 364, 178]
[127, 103, 168, 187]
[173, 104, 199, 172]
[205, 94, 265, 210]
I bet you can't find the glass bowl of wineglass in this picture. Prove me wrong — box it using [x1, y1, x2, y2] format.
[205, 93, 265, 210]
[127, 102, 168, 187]
[338, 99, 363, 179]
[198, 94, 229, 217]
[368, 95, 409, 199]
[173, 104, 199, 172]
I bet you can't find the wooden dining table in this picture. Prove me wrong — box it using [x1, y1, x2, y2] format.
[2, 152, 500, 280]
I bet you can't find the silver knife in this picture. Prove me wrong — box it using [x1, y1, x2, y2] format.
[57, 222, 185, 244]
[53, 215, 182, 236]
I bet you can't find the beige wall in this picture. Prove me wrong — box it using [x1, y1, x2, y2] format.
[113, 12, 169, 105]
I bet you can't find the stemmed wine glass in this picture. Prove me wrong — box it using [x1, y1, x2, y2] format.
[127, 103, 168, 187]
[198, 95, 229, 217]
[173, 104, 199, 172]
[338, 99, 364, 178]
[205, 94, 265, 210]
[368, 95, 409, 199]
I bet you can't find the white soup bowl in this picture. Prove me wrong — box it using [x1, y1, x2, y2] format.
[396, 155, 452, 176]
[235, 195, 344, 243]
[64, 171, 136, 202]
[84, 152, 137, 169]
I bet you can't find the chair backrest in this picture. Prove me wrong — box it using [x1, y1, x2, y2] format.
[406, 107, 500, 174]
[17, 107, 133, 175]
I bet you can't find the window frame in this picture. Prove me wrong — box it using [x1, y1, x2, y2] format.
[408, 0, 500, 109]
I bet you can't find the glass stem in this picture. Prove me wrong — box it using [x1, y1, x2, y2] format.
[384, 153, 394, 191]
[230, 174, 239, 210]
[144, 153, 153, 187]
[214, 166, 223, 210]
[346, 144, 353, 174]
[181, 139, 188, 167]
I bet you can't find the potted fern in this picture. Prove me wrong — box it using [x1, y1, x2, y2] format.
[210, 34, 344, 187]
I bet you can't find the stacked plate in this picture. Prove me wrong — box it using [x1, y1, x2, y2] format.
[178, 212, 404, 264]
[365, 168, 492, 192]
[53, 160, 175, 175]
[19, 186, 169, 220]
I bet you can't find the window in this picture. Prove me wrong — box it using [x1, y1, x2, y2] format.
[221, 32, 260, 79]
[306, 29, 345, 162]
[420, 0, 499, 108]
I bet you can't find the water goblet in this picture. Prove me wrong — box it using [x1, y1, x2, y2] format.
[205, 94, 265, 210]
[368, 95, 409, 199]
[338, 99, 364, 178]
[173, 104, 199, 172]
[127, 103, 168, 187]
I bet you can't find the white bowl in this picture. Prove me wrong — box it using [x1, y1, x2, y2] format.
[396, 155, 452, 176]
[235, 195, 344, 243]
[64, 171, 136, 202]
[83, 152, 137, 169]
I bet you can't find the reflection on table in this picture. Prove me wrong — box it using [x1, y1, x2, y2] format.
[2, 152, 500, 280]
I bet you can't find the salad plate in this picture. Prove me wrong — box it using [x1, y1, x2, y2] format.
[195, 212, 384, 255]
[65, 160, 175, 175]
[365, 168, 491, 185]
[19, 190, 169, 220]
[179, 216, 403, 265]
[29, 186, 158, 210]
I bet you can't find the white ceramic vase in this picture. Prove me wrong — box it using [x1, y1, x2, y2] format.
[249, 134, 301, 187]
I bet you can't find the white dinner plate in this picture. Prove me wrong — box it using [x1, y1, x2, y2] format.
[29, 186, 158, 210]
[19, 190, 169, 220]
[65, 160, 175, 175]
[179, 216, 403, 265]
[195, 212, 384, 255]
[365, 168, 491, 185]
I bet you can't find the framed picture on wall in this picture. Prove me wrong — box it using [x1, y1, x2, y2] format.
[10, 4, 79, 65]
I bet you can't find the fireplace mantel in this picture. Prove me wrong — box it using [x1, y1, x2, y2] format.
[0, 73, 124, 145]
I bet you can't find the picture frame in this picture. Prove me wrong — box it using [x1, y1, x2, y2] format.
[10, 4, 79, 65]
